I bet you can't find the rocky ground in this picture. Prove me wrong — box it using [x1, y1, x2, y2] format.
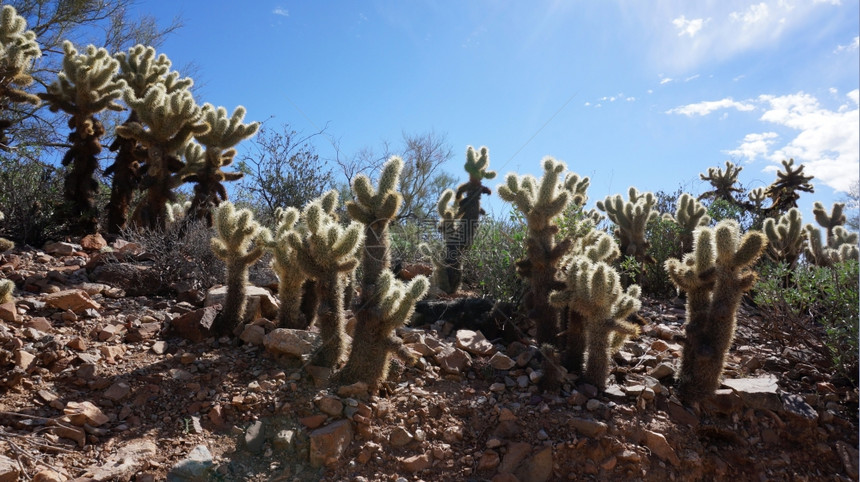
[0, 235, 857, 481]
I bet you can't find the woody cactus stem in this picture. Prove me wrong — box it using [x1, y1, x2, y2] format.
[264, 207, 309, 329]
[210, 202, 267, 334]
[497, 157, 587, 345]
[436, 145, 495, 293]
[665, 220, 766, 403]
[337, 271, 429, 386]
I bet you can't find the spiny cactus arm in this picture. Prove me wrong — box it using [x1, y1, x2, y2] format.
[803, 224, 831, 266]
[39, 41, 126, 116]
[497, 173, 535, 215]
[838, 242, 859, 262]
[380, 273, 430, 331]
[564, 173, 590, 206]
[812, 201, 846, 244]
[196, 104, 260, 150]
[714, 221, 767, 269]
[436, 189, 457, 219]
[763, 208, 804, 262]
[0, 278, 13, 303]
[0, 6, 41, 104]
[749, 188, 767, 208]
[675, 193, 711, 230]
[464, 145, 496, 181]
[832, 226, 859, 247]
[115, 44, 171, 96]
[346, 159, 404, 225]
[122, 84, 209, 149]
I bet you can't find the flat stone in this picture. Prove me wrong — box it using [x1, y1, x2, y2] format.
[272, 429, 296, 451]
[309, 420, 354, 468]
[389, 426, 413, 447]
[43, 289, 101, 313]
[400, 452, 433, 473]
[723, 375, 782, 411]
[64, 401, 109, 426]
[434, 346, 472, 374]
[43, 241, 78, 256]
[643, 430, 680, 466]
[0, 302, 16, 323]
[85, 440, 157, 481]
[649, 363, 675, 379]
[264, 328, 321, 357]
[516, 446, 553, 482]
[205, 285, 279, 321]
[0, 454, 19, 482]
[104, 381, 131, 401]
[569, 417, 607, 438]
[239, 324, 265, 345]
[167, 445, 214, 481]
[80, 233, 107, 251]
[243, 420, 265, 454]
[15, 349, 35, 370]
[781, 393, 817, 421]
[316, 396, 344, 417]
[489, 352, 516, 370]
[26, 317, 52, 332]
[456, 329, 495, 356]
[478, 449, 501, 472]
[498, 442, 532, 474]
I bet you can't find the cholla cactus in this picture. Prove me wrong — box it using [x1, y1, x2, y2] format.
[0, 211, 12, 252]
[764, 159, 814, 213]
[165, 201, 190, 225]
[340, 158, 430, 386]
[337, 271, 428, 386]
[116, 82, 209, 230]
[497, 157, 588, 345]
[0, 5, 41, 149]
[665, 220, 766, 403]
[805, 225, 859, 266]
[0, 279, 13, 304]
[432, 145, 495, 294]
[663, 193, 711, 254]
[699, 161, 743, 203]
[38, 41, 126, 234]
[210, 202, 267, 334]
[106, 45, 184, 233]
[288, 198, 363, 367]
[263, 206, 310, 329]
[763, 208, 804, 268]
[812, 202, 846, 245]
[185, 104, 259, 224]
[596, 187, 659, 263]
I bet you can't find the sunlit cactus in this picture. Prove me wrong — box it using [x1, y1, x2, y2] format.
[0, 278, 13, 304]
[263, 206, 311, 329]
[764, 159, 814, 213]
[0, 5, 41, 149]
[666, 220, 766, 403]
[805, 224, 859, 267]
[597, 187, 659, 263]
[811, 202, 846, 246]
[497, 157, 588, 345]
[432, 145, 495, 293]
[663, 193, 711, 254]
[0, 211, 12, 252]
[763, 208, 804, 268]
[288, 197, 364, 368]
[116, 82, 210, 230]
[38, 41, 126, 234]
[185, 104, 259, 224]
[698, 161, 743, 203]
[210, 202, 268, 334]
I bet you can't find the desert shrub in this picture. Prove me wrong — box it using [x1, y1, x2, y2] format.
[120, 217, 225, 295]
[460, 214, 527, 303]
[389, 219, 435, 265]
[754, 260, 859, 384]
[0, 153, 65, 246]
[638, 216, 683, 297]
[706, 198, 756, 231]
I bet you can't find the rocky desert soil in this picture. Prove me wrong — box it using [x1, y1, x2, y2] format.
[0, 234, 857, 481]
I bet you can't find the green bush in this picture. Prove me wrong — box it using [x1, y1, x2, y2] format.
[754, 260, 859, 384]
[0, 153, 65, 246]
[460, 214, 527, 303]
[639, 216, 683, 297]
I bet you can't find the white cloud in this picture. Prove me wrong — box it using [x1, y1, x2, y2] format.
[584, 102, 591, 106]
[730, 3, 770, 24]
[757, 91, 859, 191]
[835, 36, 859, 53]
[660, 78, 673, 85]
[626, 97, 636, 102]
[666, 97, 756, 116]
[725, 132, 779, 161]
[673, 15, 707, 37]
[272, 7, 289, 17]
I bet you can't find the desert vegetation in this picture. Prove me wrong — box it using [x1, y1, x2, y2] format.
[0, 3, 857, 480]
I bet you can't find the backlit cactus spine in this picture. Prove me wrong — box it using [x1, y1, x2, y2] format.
[663, 193, 711, 254]
[434, 145, 495, 294]
[497, 157, 588, 345]
[763, 208, 804, 268]
[264, 206, 310, 329]
[596, 187, 658, 264]
[0, 5, 41, 148]
[665, 220, 766, 403]
[339, 157, 430, 386]
[210, 202, 267, 334]
[288, 197, 363, 368]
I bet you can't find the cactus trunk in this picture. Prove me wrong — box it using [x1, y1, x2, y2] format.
[105, 112, 141, 234]
[562, 307, 586, 374]
[313, 272, 347, 367]
[217, 256, 251, 333]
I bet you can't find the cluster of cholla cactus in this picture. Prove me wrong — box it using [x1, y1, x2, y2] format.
[338, 158, 429, 386]
[210, 202, 267, 334]
[184, 104, 259, 225]
[804, 202, 859, 266]
[430, 145, 495, 294]
[0, 5, 41, 149]
[665, 220, 767, 403]
[288, 194, 364, 368]
[497, 157, 589, 345]
[763, 208, 805, 268]
[0, 211, 12, 252]
[597, 187, 659, 264]
[663, 193, 711, 254]
[38, 41, 126, 234]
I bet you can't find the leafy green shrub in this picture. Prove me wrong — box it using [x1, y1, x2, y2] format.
[753, 260, 859, 384]
[639, 216, 683, 297]
[460, 213, 527, 303]
[706, 198, 756, 231]
[0, 153, 65, 246]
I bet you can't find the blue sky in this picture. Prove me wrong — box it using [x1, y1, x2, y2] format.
[135, 0, 858, 222]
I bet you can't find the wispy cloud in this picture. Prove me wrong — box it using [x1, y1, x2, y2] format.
[835, 36, 859, 53]
[666, 97, 755, 116]
[725, 132, 779, 161]
[660, 77, 673, 85]
[729, 2, 769, 25]
[672, 15, 707, 37]
[272, 7, 289, 17]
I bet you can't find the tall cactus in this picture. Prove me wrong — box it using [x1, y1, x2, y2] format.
[763, 208, 804, 268]
[663, 193, 711, 254]
[433, 145, 495, 293]
[263, 206, 310, 329]
[0, 5, 41, 149]
[665, 220, 766, 403]
[210, 202, 267, 334]
[497, 157, 588, 345]
[596, 187, 659, 264]
[805, 225, 859, 267]
[185, 104, 259, 224]
[339, 157, 430, 386]
[288, 197, 363, 367]
[764, 159, 814, 213]
[115, 82, 209, 230]
[38, 41, 126, 234]
[698, 161, 743, 203]
[811, 202, 846, 246]
[106, 45, 182, 233]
